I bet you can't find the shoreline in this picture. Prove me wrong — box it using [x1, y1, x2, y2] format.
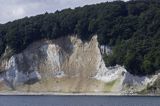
[0, 92, 158, 96]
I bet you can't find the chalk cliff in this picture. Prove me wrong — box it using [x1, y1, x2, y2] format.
[0, 35, 159, 94]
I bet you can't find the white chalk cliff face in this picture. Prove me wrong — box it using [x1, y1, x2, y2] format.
[0, 35, 159, 94]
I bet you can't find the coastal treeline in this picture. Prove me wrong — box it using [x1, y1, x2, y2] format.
[0, 0, 160, 75]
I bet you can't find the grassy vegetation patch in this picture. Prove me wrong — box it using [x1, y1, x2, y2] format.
[104, 80, 117, 92]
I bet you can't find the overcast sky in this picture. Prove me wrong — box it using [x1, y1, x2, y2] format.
[0, 0, 128, 24]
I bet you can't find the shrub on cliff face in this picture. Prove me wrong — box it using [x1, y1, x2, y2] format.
[0, 0, 160, 75]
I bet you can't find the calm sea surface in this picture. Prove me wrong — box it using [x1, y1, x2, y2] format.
[0, 95, 160, 106]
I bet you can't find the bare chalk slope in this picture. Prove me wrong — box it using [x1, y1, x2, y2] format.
[0, 35, 159, 94]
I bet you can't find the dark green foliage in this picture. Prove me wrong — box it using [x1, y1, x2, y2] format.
[0, 26, 6, 56]
[0, 0, 160, 75]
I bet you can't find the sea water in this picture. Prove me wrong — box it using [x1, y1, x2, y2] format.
[0, 96, 160, 106]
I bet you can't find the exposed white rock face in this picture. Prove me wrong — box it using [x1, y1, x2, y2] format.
[100, 45, 112, 55]
[122, 71, 158, 93]
[2, 56, 41, 88]
[95, 65, 126, 82]
[0, 35, 159, 94]
[94, 63, 158, 93]
[0, 35, 102, 91]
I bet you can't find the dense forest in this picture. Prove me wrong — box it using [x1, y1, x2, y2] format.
[0, 0, 160, 76]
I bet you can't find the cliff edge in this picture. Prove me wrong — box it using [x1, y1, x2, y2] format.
[0, 35, 159, 94]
